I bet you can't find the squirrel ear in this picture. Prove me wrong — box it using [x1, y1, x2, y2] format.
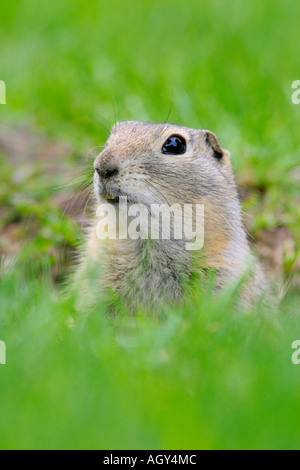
[204, 130, 228, 161]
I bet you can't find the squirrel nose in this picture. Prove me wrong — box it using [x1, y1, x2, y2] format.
[95, 161, 119, 181]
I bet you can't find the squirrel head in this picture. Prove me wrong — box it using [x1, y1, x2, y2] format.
[94, 121, 234, 207]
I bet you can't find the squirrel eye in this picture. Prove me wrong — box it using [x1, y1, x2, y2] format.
[162, 135, 186, 155]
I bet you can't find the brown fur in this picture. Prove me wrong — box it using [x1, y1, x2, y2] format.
[76, 121, 271, 313]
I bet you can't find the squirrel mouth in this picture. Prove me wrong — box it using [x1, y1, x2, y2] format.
[103, 192, 120, 204]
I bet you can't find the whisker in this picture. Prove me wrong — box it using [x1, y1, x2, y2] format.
[144, 179, 171, 206]
[85, 145, 104, 162]
[164, 92, 175, 123]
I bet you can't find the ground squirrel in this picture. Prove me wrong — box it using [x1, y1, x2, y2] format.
[76, 121, 270, 313]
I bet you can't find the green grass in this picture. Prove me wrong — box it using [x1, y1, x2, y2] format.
[0, 264, 300, 450]
[0, 0, 300, 449]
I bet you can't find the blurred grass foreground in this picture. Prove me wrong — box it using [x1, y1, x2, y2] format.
[0, 0, 300, 450]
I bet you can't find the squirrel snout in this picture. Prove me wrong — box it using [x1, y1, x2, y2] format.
[95, 159, 119, 182]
